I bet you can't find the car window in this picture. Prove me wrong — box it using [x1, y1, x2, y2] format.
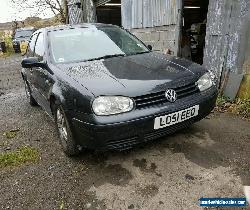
[100, 27, 147, 55]
[34, 32, 45, 60]
[26, 33, 38, 57]
[49, 27, 149, 64]
[15, 30, 34, 39]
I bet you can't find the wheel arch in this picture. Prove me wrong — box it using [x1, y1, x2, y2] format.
[20, 70, 26, 81]
[49, 92, 64, 116]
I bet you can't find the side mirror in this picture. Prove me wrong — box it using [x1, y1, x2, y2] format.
[148, 45, 153, 51]
[21, 57, 45, 68]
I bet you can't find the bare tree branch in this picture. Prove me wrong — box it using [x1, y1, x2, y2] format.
[10, 0, 68, 23]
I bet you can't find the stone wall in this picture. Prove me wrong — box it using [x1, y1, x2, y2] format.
[130, 25, 177, 54]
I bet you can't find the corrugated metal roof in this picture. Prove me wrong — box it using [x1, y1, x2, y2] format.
[122, 0, 178, 29]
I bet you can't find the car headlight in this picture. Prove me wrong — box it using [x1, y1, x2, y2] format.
[92, 96, 134, 116]
[196, 73, 213, 92]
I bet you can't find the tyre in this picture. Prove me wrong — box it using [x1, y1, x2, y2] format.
[14, 48, 20, 53]
[24, 80, 38, 106]
[55, 106, 80, 156]
[13, 45, 21, 53]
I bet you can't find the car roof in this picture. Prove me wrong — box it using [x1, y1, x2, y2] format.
[44, 23, 118, 32]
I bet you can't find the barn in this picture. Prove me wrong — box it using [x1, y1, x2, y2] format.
[67, 0, 250, 99]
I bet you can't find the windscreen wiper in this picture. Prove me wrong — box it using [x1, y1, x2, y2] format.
[86, 54, 125, 62]
[127, 51, 150, 56]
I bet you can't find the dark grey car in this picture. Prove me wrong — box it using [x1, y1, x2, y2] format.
[21, 24, 218, 156]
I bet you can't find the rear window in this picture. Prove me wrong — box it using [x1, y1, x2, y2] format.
[15, 30, 34, 39]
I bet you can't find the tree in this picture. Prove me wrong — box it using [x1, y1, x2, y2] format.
[11, 0, 68, 23]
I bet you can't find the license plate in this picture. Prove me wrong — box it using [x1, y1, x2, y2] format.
[154, 105, 199, 130]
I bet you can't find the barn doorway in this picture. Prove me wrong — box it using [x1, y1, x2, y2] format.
[96, 0, 121, 26]
[181, 0, 210, 64]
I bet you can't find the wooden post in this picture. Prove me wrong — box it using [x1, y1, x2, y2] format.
[83, 0, 97, 23]
[63, 0, 69, 24]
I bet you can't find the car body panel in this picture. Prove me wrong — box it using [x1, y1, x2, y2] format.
[57, 52, 205, 97]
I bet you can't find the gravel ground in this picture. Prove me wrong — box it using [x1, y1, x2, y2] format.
[0, 55, 250, 210]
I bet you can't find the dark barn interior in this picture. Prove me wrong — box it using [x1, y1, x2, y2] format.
[182, 0, 210, 64]
[183, 0, 210, 30]
[96, 0, 121, 26]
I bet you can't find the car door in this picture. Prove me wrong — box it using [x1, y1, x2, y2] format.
[33, 32, 53, 115]
[24, 33, 38, 88]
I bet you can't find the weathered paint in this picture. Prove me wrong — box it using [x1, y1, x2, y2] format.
[121, 0, 178, 29]
[204, 0, 250, 81]
[121, 0, 133, 29]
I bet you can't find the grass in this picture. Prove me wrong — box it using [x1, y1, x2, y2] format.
[3, 129, 20, 139]
[216, 95, 250, 119]
[0, 146, 39, 168]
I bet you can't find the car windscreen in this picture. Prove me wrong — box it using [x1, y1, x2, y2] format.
[14, 30, 33, 39]
[48, 26, 149, 64]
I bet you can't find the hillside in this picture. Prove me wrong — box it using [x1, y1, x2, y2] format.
[0, 16, 62, 32]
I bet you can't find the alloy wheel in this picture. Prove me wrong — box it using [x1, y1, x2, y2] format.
[24, 81, 31, 97]
[56, 108, 68, 149]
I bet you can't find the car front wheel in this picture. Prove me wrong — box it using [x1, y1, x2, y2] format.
[55, 106, 80, 156]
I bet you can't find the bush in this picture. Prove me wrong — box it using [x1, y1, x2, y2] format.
[216, 95, 250, 119]
[0, 32, 14, 57]
[4, 35, 14, 53]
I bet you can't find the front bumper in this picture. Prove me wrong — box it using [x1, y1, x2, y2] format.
[70, 87, 218, 151]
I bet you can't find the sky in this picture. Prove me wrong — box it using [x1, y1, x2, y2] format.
[0, 0, 55, 23]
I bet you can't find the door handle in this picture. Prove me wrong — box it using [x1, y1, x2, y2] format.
[43, 70, 48, 76]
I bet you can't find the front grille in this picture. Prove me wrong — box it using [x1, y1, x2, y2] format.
[133, 83, 199, 109]
[106, 137, 139, 151]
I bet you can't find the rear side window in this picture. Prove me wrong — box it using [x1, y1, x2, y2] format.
[34, 33, 45, 60]
[26, 34, 38, 57]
